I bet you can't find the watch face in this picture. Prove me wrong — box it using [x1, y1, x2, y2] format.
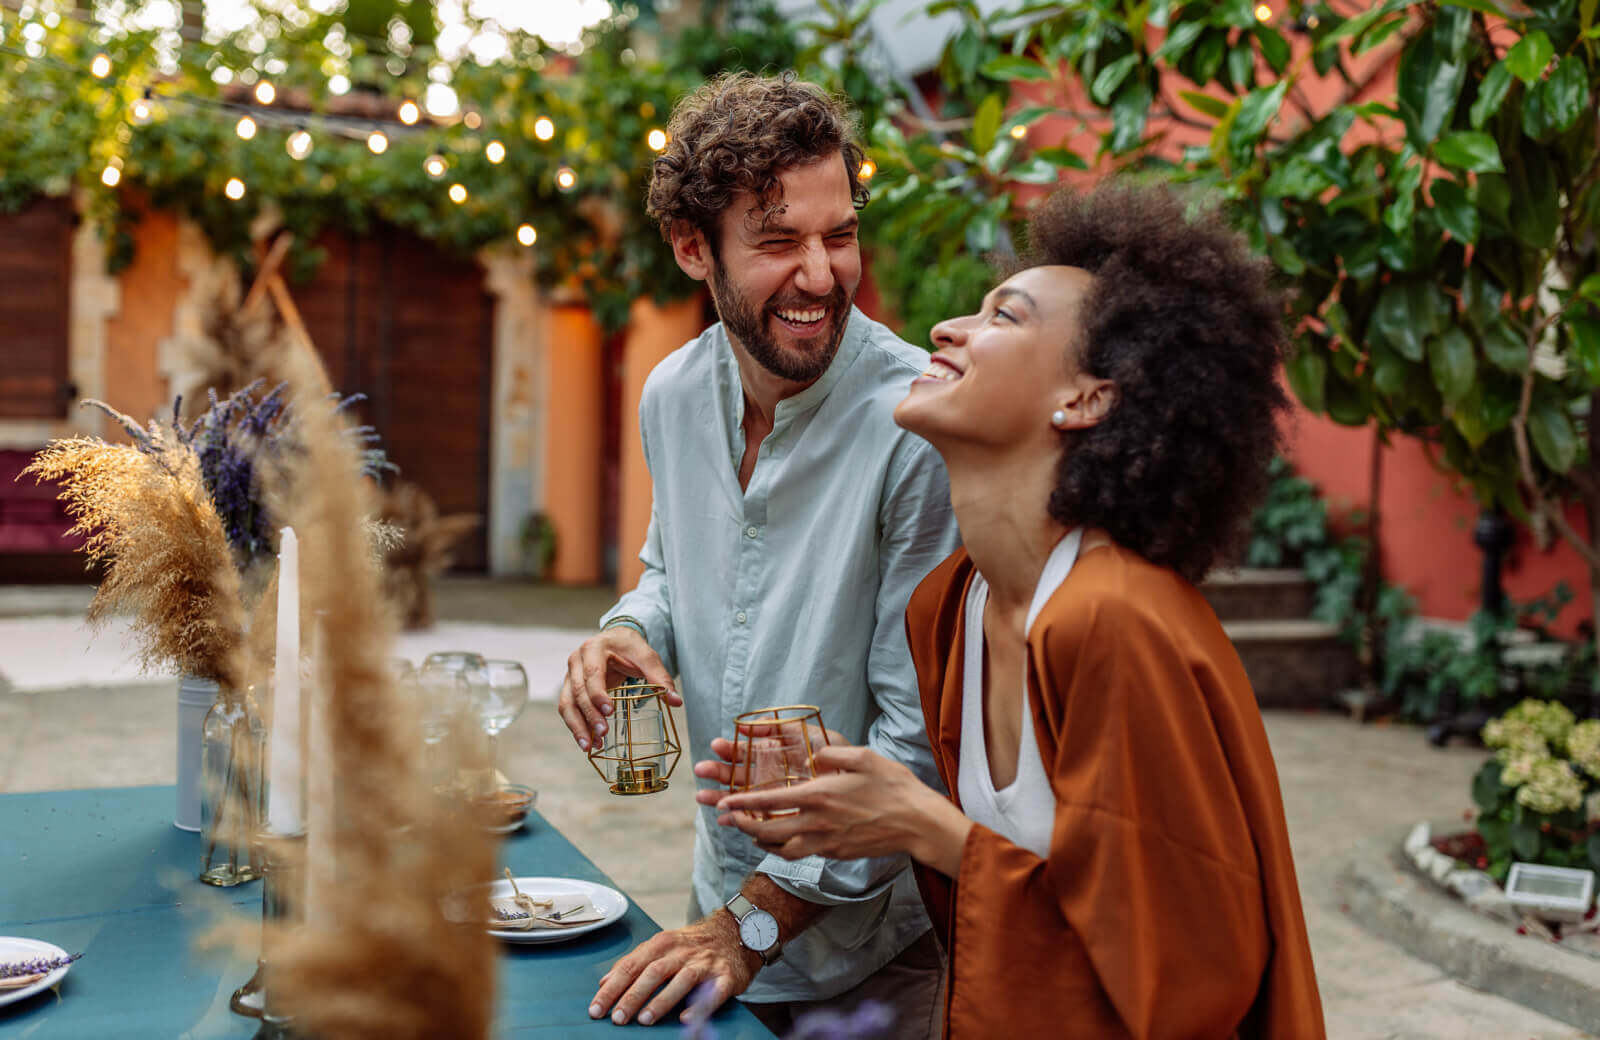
[739, 909, 779, 952]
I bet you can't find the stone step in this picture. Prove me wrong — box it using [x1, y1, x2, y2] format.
[1202, 567, 1316, 622]
[1223, 618, 1360, 709]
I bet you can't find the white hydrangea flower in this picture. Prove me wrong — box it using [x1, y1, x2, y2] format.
[1515, 758, 1585, 815]
[1498, 749, 1546, 787]
[1567, 719, 1600, 781]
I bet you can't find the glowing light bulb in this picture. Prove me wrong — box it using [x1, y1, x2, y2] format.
[533, 116, 555, 141]
[100, 164, 122, 187]
[646, 128, 668, 152]
[236, 116, 257, 140]
[516, 223, 537, 247]
[287, 129, 313, 160]
[1254, 3, 1272, 20]
[858, 159, 876, 180]
[224, 177, 246, 200]
[463, 111, 482, 130]
[424, 154, 447, 178]
[448, 182, 468, 204]
[555, 165, 576, 191]
[90, 52, 111, 79]
[398, 99, 420, 125]
[367, 130, 388, 154]
[485, 139, 506, 163]
[254, 80, 276, 105]
[130, 98, 153, 124]
[1010, 124, 1028, 140]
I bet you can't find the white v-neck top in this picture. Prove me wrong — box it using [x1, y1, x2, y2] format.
[956, 528, 1083, 858]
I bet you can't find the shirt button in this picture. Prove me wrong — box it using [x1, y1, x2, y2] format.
[735, 611, 748, 625]
[745, 525, 759, 538]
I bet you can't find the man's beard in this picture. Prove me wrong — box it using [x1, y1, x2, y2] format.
[709, 257, 852, 383]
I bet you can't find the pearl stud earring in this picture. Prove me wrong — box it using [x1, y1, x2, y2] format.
[1051, 409, 1067, 427]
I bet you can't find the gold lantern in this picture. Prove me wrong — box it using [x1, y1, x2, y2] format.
[729, 705, 830, 811]
[587, 681, 682, 795]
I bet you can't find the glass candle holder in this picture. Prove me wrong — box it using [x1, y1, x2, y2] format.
[587, 682, 681, 795]
[730, 705, 830, 818]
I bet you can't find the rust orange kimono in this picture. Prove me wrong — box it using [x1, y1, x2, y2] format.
[907, 544, 1324, 1039]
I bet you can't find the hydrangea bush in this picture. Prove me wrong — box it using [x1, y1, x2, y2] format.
[1472, 699, 1600, 880]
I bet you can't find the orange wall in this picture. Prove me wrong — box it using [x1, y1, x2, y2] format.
[616, 295, 708, 593]
[1287, 408, 1594, 636]
[543, 304, 606, 584]
[104, 207, 183, 432]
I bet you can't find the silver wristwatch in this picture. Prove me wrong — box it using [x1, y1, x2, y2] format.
[724, 893, 782, 965]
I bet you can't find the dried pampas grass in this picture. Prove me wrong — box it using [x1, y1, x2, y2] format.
[22, 431, 248, 691]
[262, 333, 497, 1040]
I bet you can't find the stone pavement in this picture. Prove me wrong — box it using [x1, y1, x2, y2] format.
[1, 577, 1594, 1039]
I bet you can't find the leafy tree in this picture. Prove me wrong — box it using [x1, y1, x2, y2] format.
[838, 0, 1600, 664]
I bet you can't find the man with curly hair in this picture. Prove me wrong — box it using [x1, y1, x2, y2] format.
[556, 72, 958, 1033]
[717, 182, 1326, 1037]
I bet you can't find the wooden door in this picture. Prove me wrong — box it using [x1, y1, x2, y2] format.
[290, 225, 493, 570]
[0, 198, 74, 418]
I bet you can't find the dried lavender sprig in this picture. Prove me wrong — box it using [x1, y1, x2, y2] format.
[0, 952, 81, 979]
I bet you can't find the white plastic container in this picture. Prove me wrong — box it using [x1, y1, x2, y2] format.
[176, 676, 217, 831]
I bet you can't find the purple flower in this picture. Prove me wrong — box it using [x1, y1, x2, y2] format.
[0, 952, 81, 979]
[679, 981, 722, 1040]
[786, 1000, 896, 1040]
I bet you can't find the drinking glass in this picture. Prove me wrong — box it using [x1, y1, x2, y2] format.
[741, 731, 817, 818]
[477, 659, 530, 766]
[414, 665, 468, 787]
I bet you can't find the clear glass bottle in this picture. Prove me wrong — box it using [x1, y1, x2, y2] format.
[200, 685, 267, 886]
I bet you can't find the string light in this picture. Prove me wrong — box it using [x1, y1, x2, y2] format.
[646, 128, 668, 152]
[858, 159, 876, 180]
[463, 111, 483, 130]
[224, 177, 246, 200]
[130, 90, 154, 125]
[398, 99, 420, 125]
[516, 223, 537, 247]
[424, 153, 448, 178]
[254, 80, 276, 105]
[1254, 3, 1272, 20]
[235, 115, 257, 140]
[555, 165, 576, 191]
[100, 163, 122, 187]
[89, 52, 111, 78]
[448, 182, 468, 204]
[485, 139, 506, 163]
[533, 116, 555, 141]
[287, 128, 313, 160]
[1010, 125, 1027, 140]
[367, 130, 388, 154]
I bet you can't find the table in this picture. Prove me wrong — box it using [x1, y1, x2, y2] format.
[0, 786, 775, 1038]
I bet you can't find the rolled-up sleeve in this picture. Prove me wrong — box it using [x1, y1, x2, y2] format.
[761, 434, 959, 905]
[601, 500, 679, 677]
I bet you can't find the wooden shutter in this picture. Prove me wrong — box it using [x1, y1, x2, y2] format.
[0, 198, 74, 418]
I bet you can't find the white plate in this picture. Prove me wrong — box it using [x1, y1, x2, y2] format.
[479, 877, 628, 944]
[0, 937, 73, 1009]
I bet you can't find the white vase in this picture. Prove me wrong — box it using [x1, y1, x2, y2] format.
[176, 676, 217, 831]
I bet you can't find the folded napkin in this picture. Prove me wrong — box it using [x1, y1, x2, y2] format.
[489, 896, 606, 930]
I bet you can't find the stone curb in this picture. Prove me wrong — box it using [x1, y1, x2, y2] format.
[1337, 824, 1600, 1034]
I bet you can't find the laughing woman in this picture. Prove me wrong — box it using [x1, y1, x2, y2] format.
[711, 182, 1325, 1038]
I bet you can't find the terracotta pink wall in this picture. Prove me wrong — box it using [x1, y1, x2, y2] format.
[1287, 410, 1593, 636]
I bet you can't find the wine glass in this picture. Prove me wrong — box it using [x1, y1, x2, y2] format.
[414, 665, 468, 788]
[478, 659, 530, 768]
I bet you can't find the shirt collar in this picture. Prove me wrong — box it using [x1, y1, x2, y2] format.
[712, 307, 871, 430]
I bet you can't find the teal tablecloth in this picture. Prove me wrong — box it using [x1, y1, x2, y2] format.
[0, 786, 774, 1038]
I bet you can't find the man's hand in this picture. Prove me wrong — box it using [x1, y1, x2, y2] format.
[588, 910, 760, 1027]
[557, 626, 680, 751]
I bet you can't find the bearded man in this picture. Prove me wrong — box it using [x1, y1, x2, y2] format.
[556, 72, 958, 1034]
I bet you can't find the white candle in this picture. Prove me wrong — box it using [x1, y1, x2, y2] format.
[266, 526, 303, 835]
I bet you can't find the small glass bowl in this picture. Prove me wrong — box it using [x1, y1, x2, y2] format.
[476, 783, 537, 834]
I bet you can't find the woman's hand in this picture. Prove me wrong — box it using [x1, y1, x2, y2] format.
[711, 746, 973, 875]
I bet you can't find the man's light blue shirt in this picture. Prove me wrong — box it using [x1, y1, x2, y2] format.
[601, 307, 959, 1003]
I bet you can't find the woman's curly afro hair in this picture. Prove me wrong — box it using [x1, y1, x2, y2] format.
[1028, 182, 1290, 584]
[646, 71, 868, 245]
